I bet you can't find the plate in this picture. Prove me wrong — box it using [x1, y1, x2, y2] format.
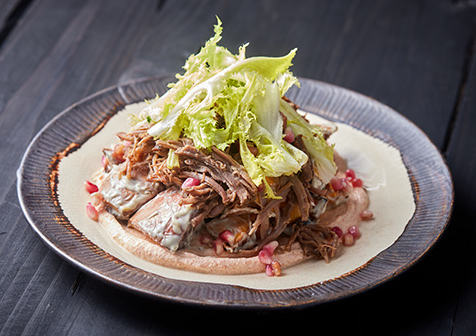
[17, 76, 453, 308]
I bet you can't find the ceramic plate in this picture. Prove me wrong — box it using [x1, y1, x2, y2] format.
[17, 76, 453, 308]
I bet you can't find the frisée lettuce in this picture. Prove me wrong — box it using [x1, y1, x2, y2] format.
[132, 17, 336, 196]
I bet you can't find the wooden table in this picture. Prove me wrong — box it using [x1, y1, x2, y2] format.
[1, 0, 475, 334]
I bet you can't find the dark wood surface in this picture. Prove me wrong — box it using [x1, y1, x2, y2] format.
[1, 0, 475, 334]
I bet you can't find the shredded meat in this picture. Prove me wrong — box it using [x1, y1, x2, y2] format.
[293, 135, 313, 185]
[285, 222, 339, 262]
[100, 117, 342, 259]
[174, 145, 257, 205]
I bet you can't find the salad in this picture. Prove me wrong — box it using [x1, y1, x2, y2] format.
[85, 18, 372, 276]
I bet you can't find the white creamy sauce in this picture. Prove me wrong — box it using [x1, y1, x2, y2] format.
[101, 165, 157, 215]
[138, 200, 195, 252]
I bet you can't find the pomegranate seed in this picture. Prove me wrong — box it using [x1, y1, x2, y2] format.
[86, 203, 98, 221]
[265, 264, 275, 277]
[331, 226, 343, 238]
[84, 181, 99, 194]
[262, 241, 279, 255]
[199, 234, 213, 245]
[330, 177, 344, 191]
[271, 261, 282, 276]
[348, 225, 361, 239]
[352, 178, 363, 188]
[360, 210, 374, 220]
[219, 230, 235, 244]
[343, 233, 354, 246]
[182, 177, 200, 189]
[213, 239, 224, 256]
[259, 249, 273, 265]
[283, 126, 295, 143]
[345, 169, 356, 180]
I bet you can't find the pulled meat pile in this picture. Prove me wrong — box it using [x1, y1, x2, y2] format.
[97, 121, 339, 261]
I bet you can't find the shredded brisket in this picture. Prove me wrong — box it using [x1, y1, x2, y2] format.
[174, 144, 257, 205]
[104, 122, 339, 259]
[285, 222, 339, 262]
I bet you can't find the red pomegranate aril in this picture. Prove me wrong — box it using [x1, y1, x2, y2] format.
[331, 226, 343, 238]
[182, 177, 200, 189]
[343, 233, 354, 246]
[283, 126, 295, 143]
[345, 169, 356, 180]
[84, 181, 99, 194]
[271, 261, 282, 276]
[219, 230, 235, 244]
[348, 225, 361, 239]
[265, 264, 275, 277]
[360, 210, 374, 220]
[330, 177, 344, 191]
[213, 239, 224, 256]
[86, 203, 98, 221]
[259, 249, 273, 265]
[262, 241, 279, 255]
[352, 178, 363, 188]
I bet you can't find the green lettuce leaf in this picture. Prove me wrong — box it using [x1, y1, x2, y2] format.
[134, 18, 336, 195]
[279, 98, 336, 185]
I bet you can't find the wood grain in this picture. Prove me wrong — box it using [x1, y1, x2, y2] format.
[0, 0, 475, 334]
[444, 33, 476, 335]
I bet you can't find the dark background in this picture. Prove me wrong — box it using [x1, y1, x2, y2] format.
[1, 0, 475, 335]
